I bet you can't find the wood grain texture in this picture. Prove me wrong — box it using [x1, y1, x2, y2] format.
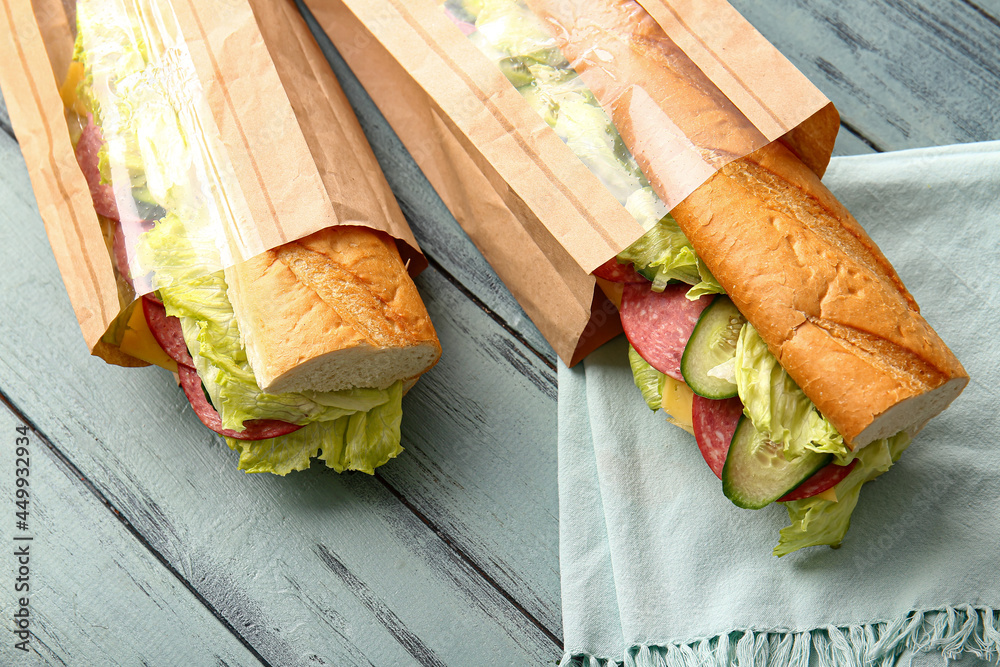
[0, 128, 561, 663]
[0, 0, 997, 662]
[0, 90, 12, 140]
[0, 404, 265, 666]
[833, 125, 879, 156]
[970, 0, 1000, 20]
[384, 266, 561, 633]
[730, 0, 1000, 150]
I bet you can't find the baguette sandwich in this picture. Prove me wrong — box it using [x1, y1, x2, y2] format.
[444, 0, 967, 554]
[62, 0, 440, 475]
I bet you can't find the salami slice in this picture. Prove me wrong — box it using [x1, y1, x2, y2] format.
[779, 460, 857, 502]
[113, 219, 153, 283]
[75, 120, 119, 221]
[692, 394, 857, 500]
[177, 365, 303, 440]
[692, 395, 743, 479]
[141, 296, 194, 368]
[620, 283, 712, 381]
[112, 222, 131, 283]
[592, 258, 647, 284]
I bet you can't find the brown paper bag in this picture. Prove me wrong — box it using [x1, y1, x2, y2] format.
[0, 0, 423, 365]
[303, 0, 838, 365]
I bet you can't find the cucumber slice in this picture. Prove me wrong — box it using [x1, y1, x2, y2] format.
[680, 296, 746, 399]
[635, 265, 657, 283]
[722, 416, 831, 509]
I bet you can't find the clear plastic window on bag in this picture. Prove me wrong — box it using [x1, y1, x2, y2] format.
[438, 0, 770, 229]
[65, 0, 250, 290]
[40, 0, 266, 363]
[436, 0, 776, 296]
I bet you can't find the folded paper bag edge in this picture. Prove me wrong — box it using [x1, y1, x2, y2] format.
[0, 0, 121, 351]
[0, 0, 430, 362]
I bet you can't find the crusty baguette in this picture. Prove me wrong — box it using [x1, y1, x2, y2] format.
[530, 0, 967, 446]
[225, 225, 441, 394]
[673, 143, 967, 446]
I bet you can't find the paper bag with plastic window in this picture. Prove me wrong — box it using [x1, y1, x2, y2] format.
[305, 0, 973, 569]
[0, 0, 441, 474]
[0, 0, 428, 364]
[301, 0, 839, 366]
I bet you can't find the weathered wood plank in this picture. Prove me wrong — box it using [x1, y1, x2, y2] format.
[0, 128, 561, 661]
[0, 403, 266, 666]
[958, 0, 1000, 22]
[384, 265, 561, 634]
[731, 0, 1000, 150]
[833, 125, 879, 156]
[0, 90, 11, 140]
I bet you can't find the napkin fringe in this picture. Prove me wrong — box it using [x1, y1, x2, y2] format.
[560, 605, 1000, 667]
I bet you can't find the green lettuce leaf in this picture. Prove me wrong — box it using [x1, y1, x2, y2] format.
[551, 94, 657, 212]
[474, 1, 564, 70]
[227, 382, 404, 476]
[226, 422, 324, 476]
[734, 324, 850, 464]
[629, 344, 665, 411]
[71, 30, 99, 120]
[443, 0, 482, 24]
[689, 259, 724, 299]
[616, 215, 725, 298]
[774, 431, 911, 556]
[317, 381, 405, 474]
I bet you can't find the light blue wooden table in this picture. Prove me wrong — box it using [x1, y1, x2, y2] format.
[1, 1, 998, 664]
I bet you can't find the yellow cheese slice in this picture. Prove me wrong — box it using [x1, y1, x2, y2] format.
[815, 487, 838, 503]
[60, 61, 90, 117]
[119, 302, 178, 373]
[594, 277, 623, 310]
[661, 375, 694, 434]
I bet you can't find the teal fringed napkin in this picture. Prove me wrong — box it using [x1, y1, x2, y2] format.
[557, 142, 1000, 667]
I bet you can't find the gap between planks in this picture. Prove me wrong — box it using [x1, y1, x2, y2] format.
[0, 96, 12, 140]
[0, 386, 276, 667]
[373, 470, 562, 648]
[839, 121, 883, 153]
[959, 0, 1000, 30]
[426, 254, 557, 371]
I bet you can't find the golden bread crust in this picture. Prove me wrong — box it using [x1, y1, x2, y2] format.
[672, 142, 967, 444]
[226, 226, 440, 393]
[529, 0, 967, 444]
